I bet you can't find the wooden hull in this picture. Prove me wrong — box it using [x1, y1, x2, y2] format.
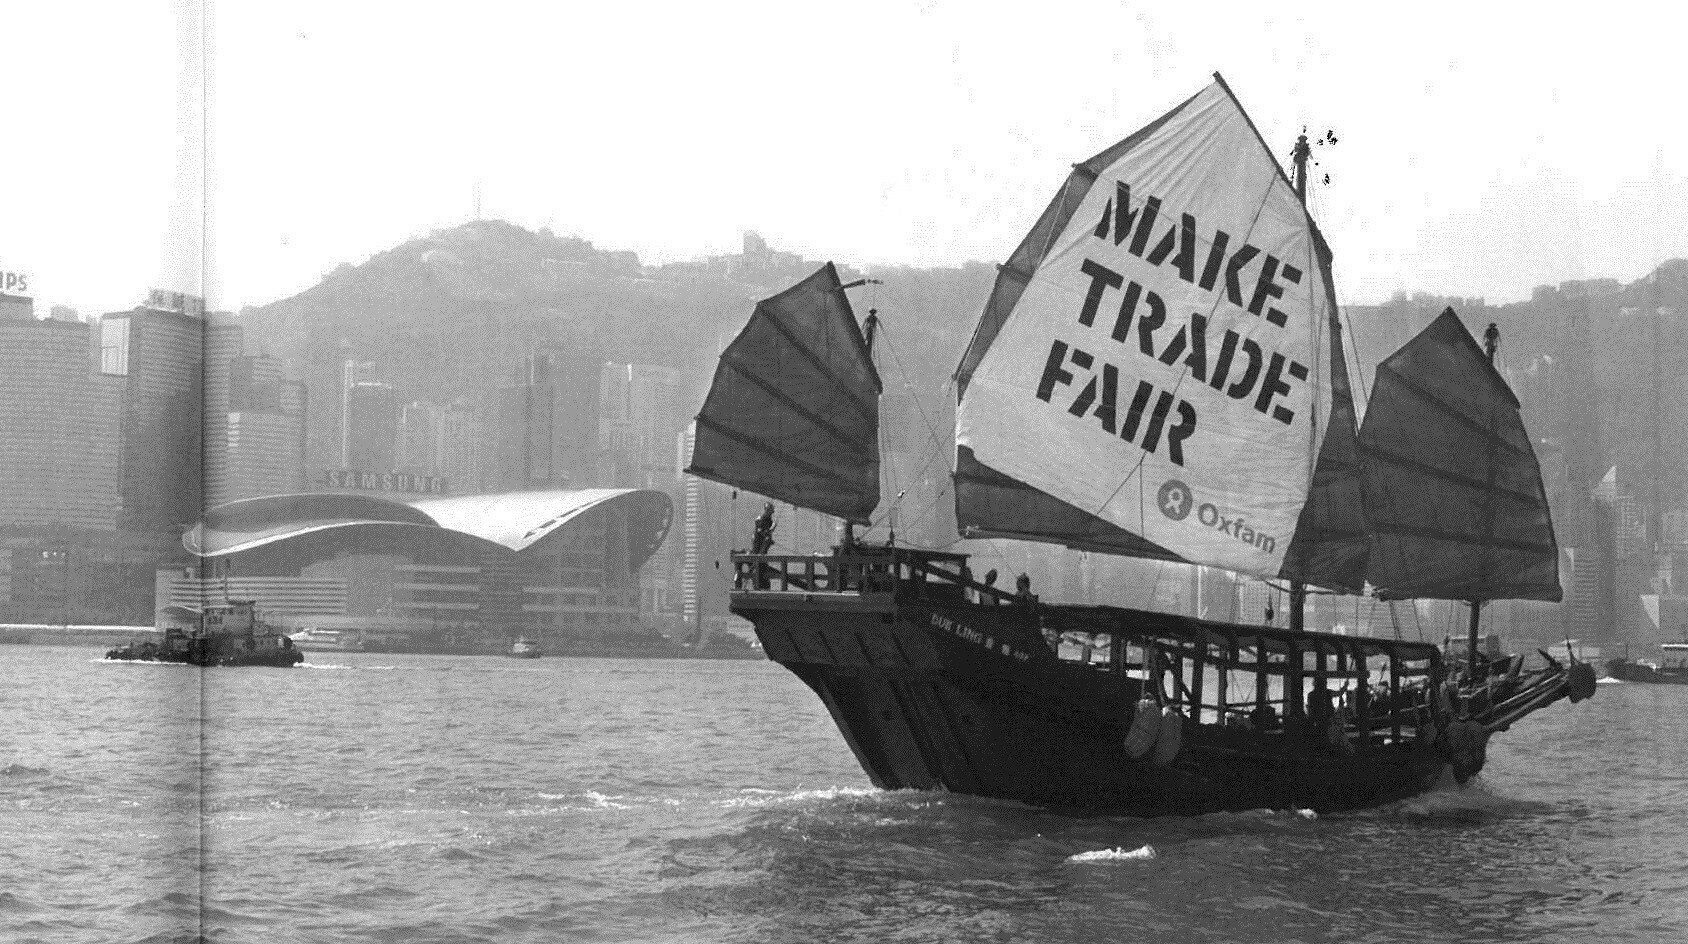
[737, 589, 1446, 815]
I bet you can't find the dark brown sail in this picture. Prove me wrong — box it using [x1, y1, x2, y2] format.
[687, 263, 883, 525]
[1277, 236, 1369, 593]
[1358, 307, 1561, 601]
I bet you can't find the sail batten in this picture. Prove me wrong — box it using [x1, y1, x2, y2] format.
[719, 360, 863, 450]
[687, 263, 882, 525]
[691, 416, 866, 489]
[1357, 307, 1561, 602]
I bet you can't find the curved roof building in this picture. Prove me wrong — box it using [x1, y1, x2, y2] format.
[172, 489, 673, 639]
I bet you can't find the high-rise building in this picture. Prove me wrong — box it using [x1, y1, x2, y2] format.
[342, 381, 399, 472]
[437, 398, 480, 494]
[492, 353, 602, 491]
[398, 400, 441, 474]
[0, 297, 123, 531]
[600, 362, 680, 488]
[99, 291, 206, 537]
[199, 317, 308, 506]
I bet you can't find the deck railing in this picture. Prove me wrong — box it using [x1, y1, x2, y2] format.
[731, 548, 1029, 606]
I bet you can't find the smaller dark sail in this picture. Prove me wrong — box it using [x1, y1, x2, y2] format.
[1358, 308, 1561, 601]
[953, 446, 1183, 560]
[1278, 251, 1369, 594]
[687, 263, 882, 525]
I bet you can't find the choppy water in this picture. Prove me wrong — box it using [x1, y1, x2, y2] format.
[2, 647, 1684, 943]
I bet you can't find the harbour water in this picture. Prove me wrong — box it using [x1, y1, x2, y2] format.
[2, 645, 1685, 943]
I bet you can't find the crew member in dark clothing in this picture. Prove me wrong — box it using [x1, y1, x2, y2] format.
[751, 503, 777, 554]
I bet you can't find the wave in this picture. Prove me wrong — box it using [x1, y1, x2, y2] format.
[1349, 769, 1554, 820]
[1067, 844, 1157, 863]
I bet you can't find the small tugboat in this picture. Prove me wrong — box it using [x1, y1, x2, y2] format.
[509, 636, 542, 659]
[105, 600, 304, 667]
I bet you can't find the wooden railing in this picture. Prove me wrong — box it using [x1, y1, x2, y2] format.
[731, 548, 1031, 606]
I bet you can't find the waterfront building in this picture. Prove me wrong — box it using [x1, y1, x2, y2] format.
[182, 489, 672, 642]
[0, 297, 130, 621]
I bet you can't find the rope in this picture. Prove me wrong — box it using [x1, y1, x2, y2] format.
[860, 317, 955, 540]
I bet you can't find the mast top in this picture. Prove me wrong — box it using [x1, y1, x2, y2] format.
[1292, 131, 1311, 203]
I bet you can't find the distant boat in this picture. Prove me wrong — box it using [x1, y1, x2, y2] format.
[1606, 643, 1688, 684]
[510, 636, 542, 659]
[107, 600, 304, 668]
[288, 626, 360, 652]
[689, 74, 1595, 815]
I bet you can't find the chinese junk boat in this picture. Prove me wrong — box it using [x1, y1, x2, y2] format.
[105, 600, 304, 668]
[689, 74, 1595, 815]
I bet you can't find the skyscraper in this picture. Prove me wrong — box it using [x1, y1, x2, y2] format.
[99, 292, 206, 537]
[342, 381, 399, 472]
[0, 297, 123, 531]
[436, 398, 480, 495]
[492, 353, 602, 491]
[398, 400, 441, 474]
[599, 362, 680, 489]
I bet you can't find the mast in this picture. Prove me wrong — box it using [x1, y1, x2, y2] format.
[1289, 131, 1312, 633]
[1650, 273, 1663, 558]
[1467, 322, 1503, 673]
[840, 278, 880, 549]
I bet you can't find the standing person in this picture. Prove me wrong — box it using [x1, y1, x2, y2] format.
[751, 503, 777, 555]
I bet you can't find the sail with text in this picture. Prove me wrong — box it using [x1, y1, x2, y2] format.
[1358, 308, 1561, 601]
[687, 263, 883, 525]
[953, 75, 1367, 589]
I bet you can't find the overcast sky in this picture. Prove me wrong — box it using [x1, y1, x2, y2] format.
[5, 1, 1686, 318]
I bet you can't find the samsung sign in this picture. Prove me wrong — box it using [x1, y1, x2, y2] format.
[321, 469, 449, 494]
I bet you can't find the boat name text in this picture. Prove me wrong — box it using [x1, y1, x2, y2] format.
[930, 612, 1031, 662]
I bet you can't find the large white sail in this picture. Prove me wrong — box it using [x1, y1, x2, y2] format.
[955, 76, 1344, 580]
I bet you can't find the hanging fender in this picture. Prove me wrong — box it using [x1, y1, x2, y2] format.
[1445, 719, 1487, 784]
[1123, 697, 1160, 759]
[1149, 707, 1185, 768]
[1327, 707, 1355, 757]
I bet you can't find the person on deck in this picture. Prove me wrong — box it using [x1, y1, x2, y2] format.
[751, 503, 777, 555]
[1306, 681, 1335, 738]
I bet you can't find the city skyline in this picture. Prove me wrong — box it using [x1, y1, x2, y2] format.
[5, 2, 1688, 320]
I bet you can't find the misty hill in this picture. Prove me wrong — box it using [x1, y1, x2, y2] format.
[239, 221, 994, 495]
[241, 218, 1688, 541]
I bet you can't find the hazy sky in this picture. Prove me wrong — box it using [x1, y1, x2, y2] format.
[5, 1, 1686, 318]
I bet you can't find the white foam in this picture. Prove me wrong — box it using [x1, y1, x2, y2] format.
[716, 785, 879, 808]
[1067, 844, 1157, 863]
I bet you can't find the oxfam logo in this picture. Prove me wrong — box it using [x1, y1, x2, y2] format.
[1157, 479, 1193, 521]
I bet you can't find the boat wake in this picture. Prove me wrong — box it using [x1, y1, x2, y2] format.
[1352, 770, 1552, 821]
[1066, 844, 1157, 863]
